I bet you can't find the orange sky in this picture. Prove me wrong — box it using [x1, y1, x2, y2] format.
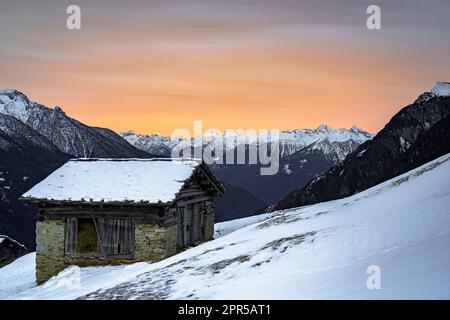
[1, 1, 450, 135]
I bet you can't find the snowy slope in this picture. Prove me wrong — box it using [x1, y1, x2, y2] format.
[214, 213, 271, 238]
[3, 153, 450, 299]
[0, 253, 36, 299]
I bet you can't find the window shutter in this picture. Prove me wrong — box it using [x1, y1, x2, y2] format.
[96, 217, 108, 257]
[123, 218, 134, 254]
[65, 217, 77, 254]
[97, 218, 133, 256]
[106, 218, 116, 255]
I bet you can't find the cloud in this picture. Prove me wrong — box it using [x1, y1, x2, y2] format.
[0, 0, 449, 134]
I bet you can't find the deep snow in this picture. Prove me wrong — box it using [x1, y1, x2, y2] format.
[2, 153, 450, 299]
[0, 253, 36, 299]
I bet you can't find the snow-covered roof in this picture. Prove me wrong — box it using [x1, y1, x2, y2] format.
[21, 158, 207, 204]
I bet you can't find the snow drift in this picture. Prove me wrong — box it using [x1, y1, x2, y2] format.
[2, 153, 450, 299]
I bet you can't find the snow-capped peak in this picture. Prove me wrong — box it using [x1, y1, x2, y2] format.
[0, 89, 35, 123]
[0, 89, 23, 95]
[431, 82, 450, 97]
[122, 125, 373, 158]
[0, 89, 64, 121]
[316, 124, 332, 132]
[121, 130, 137, 136]
[0, 89, 149, 158]
[350, 125, 363, 133]
[413, 82, 450, 104]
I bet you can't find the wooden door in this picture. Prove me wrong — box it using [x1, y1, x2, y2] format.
[177, 204, 204, 248]
[184, 205, 193, 246]
[176, 206, 184, 248]
[191, 204, 203, 245]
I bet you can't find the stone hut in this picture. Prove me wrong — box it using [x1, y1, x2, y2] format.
[20, 158, 224, 283]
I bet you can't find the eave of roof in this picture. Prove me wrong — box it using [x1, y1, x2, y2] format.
[19, 197, 173, 207]
[20, 158, 225, 204]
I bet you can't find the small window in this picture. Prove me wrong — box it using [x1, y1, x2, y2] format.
[75, 218, 99, 254]
[65, 217, 134, 258]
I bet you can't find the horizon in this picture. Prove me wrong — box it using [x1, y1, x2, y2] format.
[121, 123, 370, 137]
[4, 85, 377, 137]
[0, 84, 438, 137]
[1, 1, 450, 135]
[2, 84, 377, 136]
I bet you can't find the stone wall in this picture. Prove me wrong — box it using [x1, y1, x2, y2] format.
[36, 219, 179, 284]
[35, 219, 66, 284]
[203, 212, 215, 241]
[135, 223, 177, 261]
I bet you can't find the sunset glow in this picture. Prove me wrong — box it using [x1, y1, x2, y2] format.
[1, 0, 449, 135]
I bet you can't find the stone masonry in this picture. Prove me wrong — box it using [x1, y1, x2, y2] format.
[36, 219, 179, 284]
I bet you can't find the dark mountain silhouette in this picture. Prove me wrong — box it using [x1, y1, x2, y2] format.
[0, 89, 151, 158]
[0, 114, 71, 249]
[214, 183, 267, 222]
[275, 86, 450, 210]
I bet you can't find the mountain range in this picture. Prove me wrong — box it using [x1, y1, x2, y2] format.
[2, 82, 450, 298]
[122, 124, 373, 211]
[2, 82, 448, 249]
[275, 82, 450, 210]
[1, 89, 370, 246]
[121, 124, 371, 159]
[0, 89, 150, 158]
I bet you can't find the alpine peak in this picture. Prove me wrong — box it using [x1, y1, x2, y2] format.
[431, 82, 450, 97]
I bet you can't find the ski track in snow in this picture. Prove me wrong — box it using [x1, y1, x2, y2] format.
[2, 153, 450, 299]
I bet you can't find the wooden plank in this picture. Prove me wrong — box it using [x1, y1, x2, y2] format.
[64, 217, 77, 254]
[176, 196, 212, 207]
[190, 204, 196, 245]
[196, 204, 203, 243]
[184, 205, 192, 247]
[178, 206, 186, 248]
[92, 215, 107, 259]
[176, 190, 208, 198]
[93, 217, 134, 256]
